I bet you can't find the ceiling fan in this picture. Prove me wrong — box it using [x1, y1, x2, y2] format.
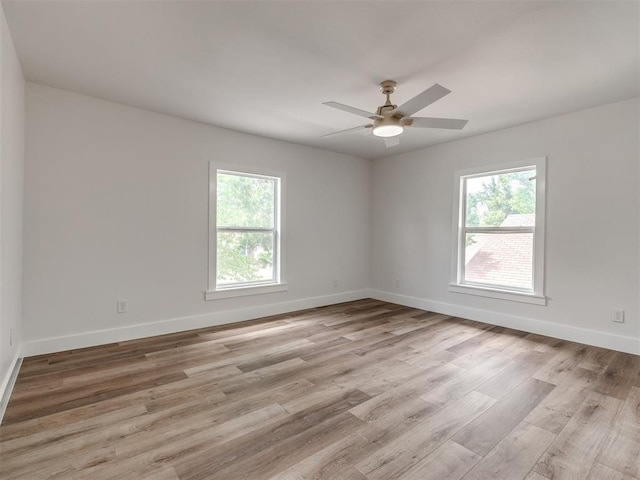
[322, 81, 468, 148]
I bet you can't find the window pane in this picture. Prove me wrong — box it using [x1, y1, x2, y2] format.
[217, 173, 275, 228]
[464, 232, 533, 290]
[217, 231, 274, 285]
[465, 169, 536, 227]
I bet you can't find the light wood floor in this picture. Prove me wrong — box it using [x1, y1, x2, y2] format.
[1, 299, 639, 480]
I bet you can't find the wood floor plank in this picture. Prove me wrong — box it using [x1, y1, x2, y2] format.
[1, 431, 118, 480]
[390, 313, 448, 336]
[81, 382, 312, 478]
[420, 349, 515, 408]
[355, 390, 496, 480]
[140, 467, 180, 480]
[596, 386, 640, 478]
[447, 326, 527, 357]
[349, 363, 459, 422]
[205, 410, 365, 480]
[533, 392, 622, 480]
[84, 403, 291, 480]
[398, 439, 481, 480]
[282, 395, 441, 480]
[524, 472, 551, 480]
[0, 404, 147, 457]
[280, 382, 352, 415]
[269, 469, 305, 480]
[407, 319, 494, 355]
[236, 336, 350, 373]
[524, 366, 600, 435]
[452, 377, 555, 456]
[1, 398, 212, 478]
[218, 322, 325, 351]
[449, 345, 503, 370]
[475, 349, 550, 399]
[579, 346, 619, 373]
[1, 299, 637, 480]
[182, 339, 312, 376]
[461, 421, 556, 480]
[173, 390, 370, 480]
[395, 346, 456, 366]
[587, 463, 638, 480]
[594, 352, 640, 400]
[115, 402, 289, 460]
[533, 342, 588, 385]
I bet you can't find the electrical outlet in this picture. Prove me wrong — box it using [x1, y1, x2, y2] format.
[117, 300, 128, 314]
[333, 279, 339, 288]
[612, 309, 625, 323]
[9, 328, 14, 346]
[395, 279, 400, 288]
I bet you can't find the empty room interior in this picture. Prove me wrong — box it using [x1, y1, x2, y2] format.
[1, 1, 639, 479]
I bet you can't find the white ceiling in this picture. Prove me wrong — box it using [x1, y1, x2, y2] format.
[3, 1, 639, 160]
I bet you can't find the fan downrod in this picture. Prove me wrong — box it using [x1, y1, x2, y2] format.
[378, 80, 398, 112]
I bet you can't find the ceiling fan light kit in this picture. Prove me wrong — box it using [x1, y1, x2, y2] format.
[372, 118, 403, 137]
[323, 79, 468, 147]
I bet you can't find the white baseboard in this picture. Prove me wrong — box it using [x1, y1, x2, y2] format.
[0, 350, 22, 425]
[370, 290, 640, 355]
[20, 290, 371, 357]
[18, 287, 640, 360]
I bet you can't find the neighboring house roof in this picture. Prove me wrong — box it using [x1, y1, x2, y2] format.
[498, 213, 535, 227]
[464, 214, 534, 289]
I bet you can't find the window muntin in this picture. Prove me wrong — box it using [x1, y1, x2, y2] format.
[452, 158, 546, 302]
[214, 170, 281, 290]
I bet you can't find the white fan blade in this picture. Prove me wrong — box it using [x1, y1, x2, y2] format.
[406, 117, 468, 130]
[322, 124, 372, 138]
[393, 84, 451, 116]
[383, 136, 400, 148]
[323, 101, 382, 119]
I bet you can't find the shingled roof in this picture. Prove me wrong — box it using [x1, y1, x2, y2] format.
[464, 214, 535, 290]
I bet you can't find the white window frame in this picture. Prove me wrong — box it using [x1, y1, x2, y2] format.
[206, 164, 287, 301]
[449, 156, 547, 305]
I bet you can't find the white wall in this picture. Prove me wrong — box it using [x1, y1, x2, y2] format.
[0, 5, 25, 398]
[22, 83, 371, 354]
[372, 98, 640, 354]
[18, 83, 640, 357]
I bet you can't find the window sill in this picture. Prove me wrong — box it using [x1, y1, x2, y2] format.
[205, 282, 288, 301]
[449, 284, 546, 306]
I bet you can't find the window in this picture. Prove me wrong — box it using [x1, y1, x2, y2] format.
[206, 166, 286, 300]
[450, 157, 546, 305]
